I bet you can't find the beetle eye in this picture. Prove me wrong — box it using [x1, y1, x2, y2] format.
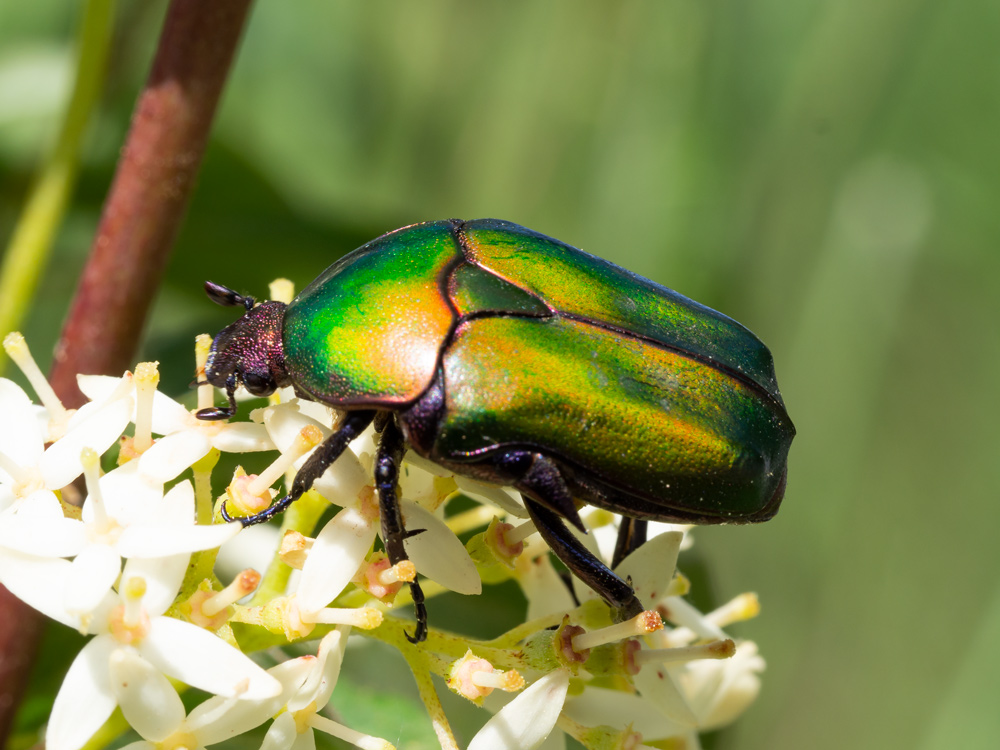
[242, 372, 273, 396]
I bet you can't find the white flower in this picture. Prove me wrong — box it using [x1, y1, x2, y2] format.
[0, 374, 133, 529]
[78, 374, 273, 482]
[295, 505, 380, 616]
[469, 668, 570, 750]
[4, 553, 283, 750]
[255, 628, 394, 750]
[107, 648, 307, 750]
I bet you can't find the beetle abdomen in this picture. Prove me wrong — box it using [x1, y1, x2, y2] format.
[435, 315, 793, 521]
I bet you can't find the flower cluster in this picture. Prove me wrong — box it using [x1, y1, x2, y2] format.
[0, 326, 765, 750]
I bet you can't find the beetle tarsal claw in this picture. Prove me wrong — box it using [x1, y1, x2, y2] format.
[403, 528, 427, 540]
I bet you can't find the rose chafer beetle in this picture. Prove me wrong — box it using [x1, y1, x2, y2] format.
[199, 218, 795, 642]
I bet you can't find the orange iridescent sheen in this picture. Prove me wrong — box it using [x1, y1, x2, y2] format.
[283, 222, 461, 404]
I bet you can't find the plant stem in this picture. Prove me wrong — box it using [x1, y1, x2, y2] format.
[48, 0, 254, 408]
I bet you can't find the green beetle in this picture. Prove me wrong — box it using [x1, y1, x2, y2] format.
[199, 218, 795, 642]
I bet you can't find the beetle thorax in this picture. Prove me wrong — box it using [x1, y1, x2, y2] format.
[205, 301, 291, 396]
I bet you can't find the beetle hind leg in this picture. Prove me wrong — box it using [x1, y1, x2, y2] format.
[611, 518, 648, 569]
[375, 414, 428, 643]
[524, 497, 644, 622]
[497, 451, 644, 621]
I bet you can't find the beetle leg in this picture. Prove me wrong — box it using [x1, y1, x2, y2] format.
[375, 415, 428, 644]
[195, 374, 239, 421]
[611, 518, 648, 569]
[221, 409, 377, 526]
[495, 451, 585, 531]
[523, 496, 644, 623]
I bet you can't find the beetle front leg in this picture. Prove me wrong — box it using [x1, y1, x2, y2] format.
[375, 416, 428, 643]
[523, 496, 644, 623]
[222, 410, 377, 526]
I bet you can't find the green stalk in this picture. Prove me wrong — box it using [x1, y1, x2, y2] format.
[0, 0, 116, 371]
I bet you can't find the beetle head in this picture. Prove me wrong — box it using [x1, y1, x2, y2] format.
[196, 282, 291, 420]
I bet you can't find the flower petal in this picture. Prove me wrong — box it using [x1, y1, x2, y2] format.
[263, 404, 329, 452]
[0, 402, 45, 471]
[0, 549, 78, 627]
[65, 544, 122, 617]
[148, 391, 197, 435]
[261, 711, 298, 750]
[296, 506, 377, 614]
[613, 530, 683, 606]
[633, 662, 699, 727]
[290, 628, 347, 711]
[468, 669, 570, 750]
[310, 451, 370, 508]
[515, 545, 577, 621]
[118, 522, 241, 559]
[139, 617, 282, 700]
[46, 636, 118, 750]
[455, 476, 528, 518]
[0, 490, 85, 556]
[121, 555, 190, 617]
[108, 648, 186, 741]
[401, 500, 481, 595]
[75, 374, 123, 404]
[137, 430, 213, 482]
[563, 681, 696, 738]
[188, 659, 312, 744]
[41, 397, 132, 488]
[0, 377, 32, 409]
[212, 422, 275, 452]
[92, 462, 163, 527]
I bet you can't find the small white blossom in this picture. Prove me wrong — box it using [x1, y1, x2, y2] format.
[0, 374, 133, 523]
[469, 668, 570, 750]
[30, 555, 281, 750]
[78, 374, 274, 482]
[295, 505, 379, 616]
[107, 648, 304, 750]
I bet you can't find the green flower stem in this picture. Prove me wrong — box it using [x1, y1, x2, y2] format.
[0, 0, 115, 372]
[483, 611, 567, 649]
[399, 644, 460, 750]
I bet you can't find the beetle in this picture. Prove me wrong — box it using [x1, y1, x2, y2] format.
[198, 218, 795, 642]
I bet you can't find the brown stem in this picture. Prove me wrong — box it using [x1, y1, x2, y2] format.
[0, 0, 253, 744]
[50, 0, 254, 406]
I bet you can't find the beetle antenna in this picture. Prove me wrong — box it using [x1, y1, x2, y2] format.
[205, 281, 255, 309]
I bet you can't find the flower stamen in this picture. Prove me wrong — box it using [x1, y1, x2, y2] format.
[247, 425, 323, 497]
[307, 713, 396, 750]
[195, 334, 215, 411]
[633, 638, 736, 667]
[132, 361, 159, 453]
[571, 610, 663, 652]
[4, 331, 71, 435]
[81, 447, 112, 531]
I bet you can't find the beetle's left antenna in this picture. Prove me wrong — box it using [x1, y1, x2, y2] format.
[205, 281, 255, 311]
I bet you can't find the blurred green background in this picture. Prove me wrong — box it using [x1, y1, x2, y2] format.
[2, 0, 999, 748]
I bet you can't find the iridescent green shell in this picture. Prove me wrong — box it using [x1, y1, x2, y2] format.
[281, 218, 793, 518]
